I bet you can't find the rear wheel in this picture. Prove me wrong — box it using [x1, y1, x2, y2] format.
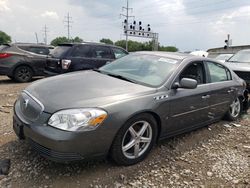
[225, 97, 242, 121]
[111, 114, 157, 166]
[14, 66, 33, 83]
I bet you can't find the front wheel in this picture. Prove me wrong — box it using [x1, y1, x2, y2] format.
[225, 97, 242, 121]
[111, 114, 157, 166]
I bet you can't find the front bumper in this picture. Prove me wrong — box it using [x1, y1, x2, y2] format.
[13, 111, 113, 162]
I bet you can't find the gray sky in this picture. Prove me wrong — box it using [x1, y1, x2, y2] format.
[0, 0, 250, 51]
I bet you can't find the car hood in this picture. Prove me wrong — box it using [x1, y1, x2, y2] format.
[225, 62, 250, 72]
[25, 71, 156, 113]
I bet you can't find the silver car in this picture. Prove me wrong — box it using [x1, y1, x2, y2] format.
[13, 52, 248, 165]
[225, 49, 250, 88]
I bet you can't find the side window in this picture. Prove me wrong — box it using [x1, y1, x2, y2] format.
[71, 45, 91, 58]
[93, 46, 113, 59]
[179, 61, 206, 85]
[112, 48, 127, 59]
[207, 61, 232, 83]
[28, 47, 49, 55]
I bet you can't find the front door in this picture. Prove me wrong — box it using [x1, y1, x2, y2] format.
[165, 61, 211, 135]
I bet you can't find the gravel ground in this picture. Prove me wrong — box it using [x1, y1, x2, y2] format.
[0, 75, 249, 188]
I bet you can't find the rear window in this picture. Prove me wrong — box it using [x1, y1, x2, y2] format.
[49, 46, 71, 58]
[0, 45, 9, 51]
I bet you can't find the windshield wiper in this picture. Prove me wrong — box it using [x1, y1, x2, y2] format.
[93, 69, 137, 84]
[106, 73, 137, 84]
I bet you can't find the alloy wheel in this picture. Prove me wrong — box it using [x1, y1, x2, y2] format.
[122, 120, 152, 159]
[229, 98, 241, 118]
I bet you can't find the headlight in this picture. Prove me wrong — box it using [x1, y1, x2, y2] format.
[48, 108, 107, 132]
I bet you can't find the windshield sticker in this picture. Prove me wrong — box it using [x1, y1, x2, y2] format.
[158, 58, 178, 64]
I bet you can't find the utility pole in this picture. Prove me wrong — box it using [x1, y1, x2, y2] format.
[120, 0, 134, 51]
[42, 25, 48, 45]
[64, 12, 73, 40]
[35, 32, 39, 44]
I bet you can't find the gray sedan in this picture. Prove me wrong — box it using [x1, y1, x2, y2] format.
[13, 52, 248, 165]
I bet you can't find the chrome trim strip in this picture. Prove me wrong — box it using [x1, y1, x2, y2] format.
[22, 90, 45, 113]
[172, 101, 229, 118]
[172, 106, 210, 118]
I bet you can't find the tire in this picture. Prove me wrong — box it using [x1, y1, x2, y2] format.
[111, 113, 158, 166]
[13, 66, 33, 83]
[225, 97, 242, 121]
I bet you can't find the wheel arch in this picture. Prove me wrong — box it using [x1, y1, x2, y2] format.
[109, 110, 163, 148]
[11, 63, 35, 76]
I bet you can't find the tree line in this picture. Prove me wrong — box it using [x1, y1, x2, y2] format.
[0, 31, 178, 52]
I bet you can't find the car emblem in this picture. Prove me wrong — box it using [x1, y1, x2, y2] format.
[24, 99, 29, 109]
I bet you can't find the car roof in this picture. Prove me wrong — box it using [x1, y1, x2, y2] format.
[12, 43, 54, 48]
[58, 42, 128, 51]
[134, 51, 193, 60]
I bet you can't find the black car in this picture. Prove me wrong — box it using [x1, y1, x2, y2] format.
[0, 43, 54, 82]
[44, 43, 128, 75]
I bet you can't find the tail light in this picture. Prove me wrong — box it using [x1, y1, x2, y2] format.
[0, 53, 12, 59]
[61, 59, 71, 70]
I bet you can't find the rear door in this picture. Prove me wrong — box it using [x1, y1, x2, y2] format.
[26, 46, 50, 75]
[205, 61, 236, 119]
[17, 45, 48, 75]
[92, 45, 115, 68]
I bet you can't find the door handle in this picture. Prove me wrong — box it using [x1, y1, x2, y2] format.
[202, 95, 210, 99]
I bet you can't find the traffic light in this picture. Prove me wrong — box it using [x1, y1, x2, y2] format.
[224, 39, 229, 49]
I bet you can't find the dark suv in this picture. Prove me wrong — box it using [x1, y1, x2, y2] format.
[0, 43, 54, 82]
[45, 43, 128, 75]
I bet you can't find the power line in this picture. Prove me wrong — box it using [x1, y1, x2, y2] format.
[64, 12, 73, 40]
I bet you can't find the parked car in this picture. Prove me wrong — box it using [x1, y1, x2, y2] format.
[225, 49, 250, 88]
[44, 43, 128, 75]
[214, 53, 234, 63]
[190, 50, 208, 57]
[13, 52, 248, 165]
[0, 43, 54, 82]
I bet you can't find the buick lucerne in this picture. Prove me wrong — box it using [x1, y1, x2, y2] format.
[13, 52, 248, 165]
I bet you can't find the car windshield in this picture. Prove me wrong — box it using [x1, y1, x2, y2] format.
[228, 51, 250, 63]
[49, 45, 71, 58]
[215, 54, 233, 61]
[99, 54, 179, 87]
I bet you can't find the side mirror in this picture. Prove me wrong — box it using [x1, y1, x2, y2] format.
[172, 78, 198, 89]
[105, 61, 112, 65]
